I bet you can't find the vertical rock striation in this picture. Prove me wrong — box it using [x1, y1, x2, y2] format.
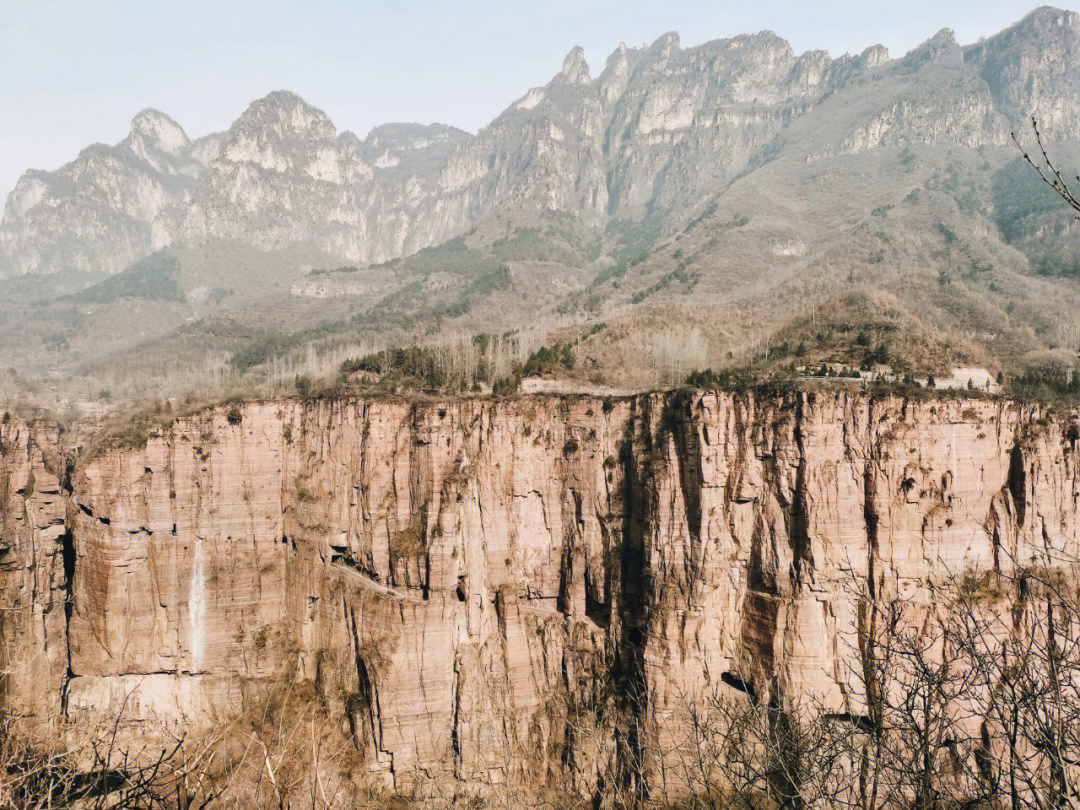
[0, 416, 70, 730]
[0, 391, 1078, 794]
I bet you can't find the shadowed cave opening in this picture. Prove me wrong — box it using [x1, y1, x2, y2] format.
[721, 671, 758, 701]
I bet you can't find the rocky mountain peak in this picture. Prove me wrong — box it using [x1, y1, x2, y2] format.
[858, 44, 890, 69]
[1017, 5, 1080, 32]
[650, 31, 680, 59]
[365, 122, 467, 147]
[3, 8, 1080, 281]
[963, 5, 1080, 134]
[213, 90, 338, 176]
[128, 109, 190, 155]
[907, 28, 961, 62]
[232, 90, 337, 141]
[598, 42, 636, 104]
[558, 46, 591, 84]
[599, 42, 630, 77]
[968, 5, 1079, 54]
[361, 123, 470, 171]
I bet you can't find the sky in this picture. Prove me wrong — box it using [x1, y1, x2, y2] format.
[0, 0, 1068, 202]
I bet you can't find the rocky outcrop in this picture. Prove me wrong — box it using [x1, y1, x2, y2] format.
[0, 109, 203, 278]
[0, 416, 70, 730]
[0, 391, 1077, 795]
[4, 7, 1080, 279]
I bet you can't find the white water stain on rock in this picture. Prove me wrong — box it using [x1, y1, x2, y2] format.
[188, 536, 205, 672]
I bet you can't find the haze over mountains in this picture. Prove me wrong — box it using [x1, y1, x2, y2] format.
[3, 6, 1080, 403]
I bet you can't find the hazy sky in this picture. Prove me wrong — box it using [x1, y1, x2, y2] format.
[0, 0, 1066, 202]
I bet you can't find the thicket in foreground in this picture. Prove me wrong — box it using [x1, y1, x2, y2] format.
[3, 552, 1079, 809]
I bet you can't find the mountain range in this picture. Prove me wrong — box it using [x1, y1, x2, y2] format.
[3, 7, 1080, 404]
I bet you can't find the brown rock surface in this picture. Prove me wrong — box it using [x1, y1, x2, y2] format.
[0, 417, 69, 731]
[1, 392, 1077, 793]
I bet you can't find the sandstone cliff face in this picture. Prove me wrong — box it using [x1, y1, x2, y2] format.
[0, 417, 70, 730]
[1, 392, 1078, 793]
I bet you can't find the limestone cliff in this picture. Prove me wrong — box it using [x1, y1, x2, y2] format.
[4, 7, 1079, 278]
[0, 392, 1077, 795]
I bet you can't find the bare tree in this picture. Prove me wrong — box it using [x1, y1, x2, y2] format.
[0, 712, 237, 810]
[0, 663, 375, 809]
[1014, 118, 1080, 216]
[952, 558, 1080, 810]
[667, 682, 850, 810]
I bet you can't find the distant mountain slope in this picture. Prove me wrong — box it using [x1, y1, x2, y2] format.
[4, 7, 1079, 283]
[3, 7, 1080, 407]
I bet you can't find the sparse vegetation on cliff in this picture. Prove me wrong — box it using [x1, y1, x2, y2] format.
[388, 526, 425, 571]
[4, 556, 1079, 809]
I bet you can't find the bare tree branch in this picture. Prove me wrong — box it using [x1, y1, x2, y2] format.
[1014, 117, 1080, 216]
